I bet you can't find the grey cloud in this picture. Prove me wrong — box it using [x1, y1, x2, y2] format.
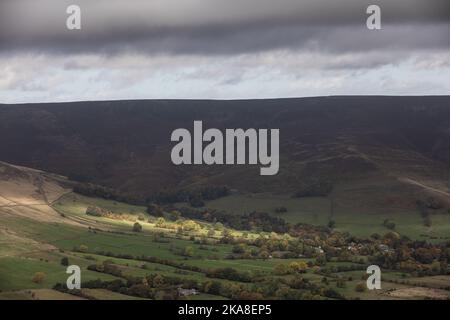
[0, 0, 449, 55]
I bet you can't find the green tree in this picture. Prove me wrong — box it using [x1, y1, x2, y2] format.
[168, 210, 181, 221]
[152, 275, 165, 287]
[32, 272, 46, 284]
[183, 246, 194, 257]
[60, 257, 69, 266]
[78, 244, 88, 253]
[133, 222, 143, 232]
[355, 282, 366, 292]
[156, 217, 166, 227]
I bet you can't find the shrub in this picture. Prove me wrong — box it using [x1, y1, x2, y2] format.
[383, 219, 396, 230]
[355, 282, 366, 292]
[32, 272, 46, 284]
[182, 246, 194, 257]
[275, 206, 287, 214]
[86, 206, 111, 217]
[77, 245, 89, 253]
[61, 257, 69, 266]
[133, 222, 143, 232]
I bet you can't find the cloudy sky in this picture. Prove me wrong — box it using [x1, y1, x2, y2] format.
[0, 0, 449, 103]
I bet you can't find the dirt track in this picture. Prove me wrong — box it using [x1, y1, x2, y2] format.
[399, 177, 450, 198]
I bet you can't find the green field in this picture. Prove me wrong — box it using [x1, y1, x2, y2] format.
[0, 191, 449, 300]
[205, 193, 450, 241]
[0, 256, 118, 291]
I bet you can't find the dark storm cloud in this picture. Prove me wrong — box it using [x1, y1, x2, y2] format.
[0, 0, 449, 55]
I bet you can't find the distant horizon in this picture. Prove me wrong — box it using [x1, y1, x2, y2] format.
[2, 94, 450, 106]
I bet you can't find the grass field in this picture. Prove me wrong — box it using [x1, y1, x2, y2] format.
[1, 190, 449, 300]
[0, 256, 118, 291]
[81, 288, 148, 300]
[205, 193, 450, 241]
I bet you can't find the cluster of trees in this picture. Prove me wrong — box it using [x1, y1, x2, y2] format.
[274, 261, 308, 275]
[147, 186, 230, 206]
[74, 183, 143, 205]
[416, 197, 448, 227]
[55, 276, 176, 300]
[317, 264, 366, 276]
[87, 261, 124, 278]
[367, 237, 449, 275]
[84, 250, 269, 285]
[178, 208, 290, 233]
[264, 276, 344, 300]
[91, 251, 205, 274]
[59, 260, 344, 300]
[77, 184, 207, 210]
[85, 205, 145, 224]
[205, 267, 254, 283]
[56, 256, 268, 300]
[75, 181, 230, 210]
[86, 206, 112, 217]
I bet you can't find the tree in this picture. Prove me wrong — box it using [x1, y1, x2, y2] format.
[232, 244, 246, 254]
[32, 272, 46, 284]
[168, 210, 181, 221]
[152, 275, 165, 287]
[85, 206, 104, 217]
[259, 250, 270, 260]
[288, 261, 308, 274]
[133, 222, 143, 232]
[155, 217, 166, 228]
[183, 220, 200, 232]
[275, 206, 287, 214]
[183, 246, 194, 257]
[315, 255, 327, 266]
[203, 281, 222, 295]
[274, 264, 290, 275]
[414, 248, 434, 264]
[222, 228, 232, 238]
[355, 282, 366, 292]
[383, 231, 400, 243]
[78, 244, 88, 253]
[60, 257, 69, 266]
[383, 219, 396, 230]
[214, 222, 224, 231]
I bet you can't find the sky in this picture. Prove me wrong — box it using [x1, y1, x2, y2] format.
[0, 0, 449, 103]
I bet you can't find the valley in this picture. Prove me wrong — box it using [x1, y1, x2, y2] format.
[0, 160, 449, 300]
[0, 97, 450, 300]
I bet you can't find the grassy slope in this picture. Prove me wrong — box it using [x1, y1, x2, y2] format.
[205, 193, 450, 241]
[1, 192, 449, 300]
